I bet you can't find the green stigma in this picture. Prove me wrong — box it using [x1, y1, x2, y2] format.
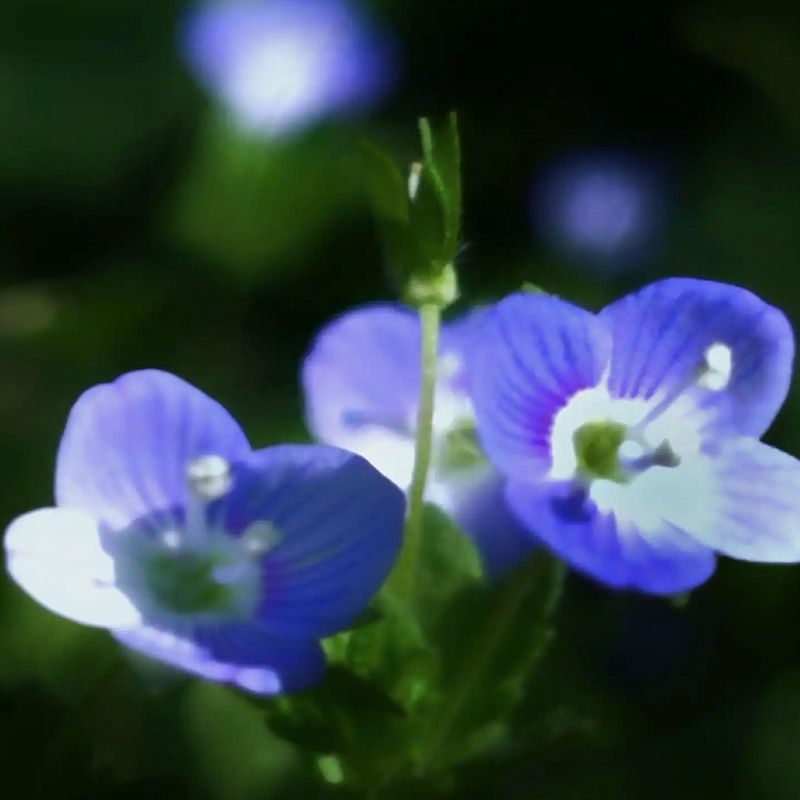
[145, 552, 235, 614]
[573, 420, 628, 483]
[434, 421, 486, 477]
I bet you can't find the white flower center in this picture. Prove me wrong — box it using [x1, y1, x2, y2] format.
[550, 384, 650, 481]
[545, 343, 738, 537]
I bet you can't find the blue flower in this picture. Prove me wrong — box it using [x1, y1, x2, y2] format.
[470, 278, 800, 593]
[532, 151, 664, 272]
[3, 370, 404, 693]
[302, 304, 535, 577]
[181, 0, 397, 136]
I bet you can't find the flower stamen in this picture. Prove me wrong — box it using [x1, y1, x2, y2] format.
[187, 455, 233, 501]
[185, 455, 233, 546]
[240, 521, 281, 557]
[698, 342, 733, 391]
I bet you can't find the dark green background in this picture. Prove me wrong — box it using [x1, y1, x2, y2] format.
[3, 0, 800, 797]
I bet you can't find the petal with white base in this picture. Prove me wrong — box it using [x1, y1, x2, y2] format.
[599, 278, 794, 440]
[687, 438, 800, 562]
[506, 480, 716, 594]
[4, 508, 140, 627]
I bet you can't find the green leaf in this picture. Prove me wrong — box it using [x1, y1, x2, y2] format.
[521, 281, 548, 295]
[171, 122, 364, 281]
[360, 139, 410, 224]
[670, 590, 692, 609]
[184, 682, 297, 800]
[408, 164, 449, 271]
[418, 113, 462, 258]
[419, 553, 566, 770]
[341, 595, 442, 727]
[416, 504, 483, 636]
[264, 666, 406, 775]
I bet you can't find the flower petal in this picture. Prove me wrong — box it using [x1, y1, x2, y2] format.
[302, 303, 485, 492]
[181, 0, 394, 135]
[506, 480, 716, 593]
[599, 278, 794, 439]
[684, 439, 800, 562]
[4, 508, 141, 627]
[223, 445, 404, 638]
[113, 620, 324, 694]
[56, 370, 251, 530]
[436, 467, 536, 579]
[302, 304, 421, 487]
[470, 293, 612, 478]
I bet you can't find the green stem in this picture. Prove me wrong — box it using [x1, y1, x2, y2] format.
[419, 555, 563, 772]
[388, 302, 441, 608]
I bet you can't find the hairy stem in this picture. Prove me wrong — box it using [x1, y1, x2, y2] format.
[389, 302, 441, 608]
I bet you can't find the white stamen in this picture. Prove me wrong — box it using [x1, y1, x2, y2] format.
[431, 388, 475, 436]
[698, 342, 733, 391]
[161, 529, 182, 550]
[184, 455, 232, 547]
[438, 352, 462, 381]
[186, 455, 233, 500]
[240, 521, 281, 556]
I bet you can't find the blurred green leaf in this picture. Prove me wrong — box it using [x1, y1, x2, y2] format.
[418, 553, 566, 770]
[416, 504, 483, 633]
[0, 0, 191, 190]
[184, 682, 297, 800]
[417, 113, 461, 259]
[360, 139, 410, 224]
[169, 122, 364, 282]
[334, 590, 434, 713]
[264, 666, 408, 790]
[408, 163, 449, 269]
[521, 281, 548, 294]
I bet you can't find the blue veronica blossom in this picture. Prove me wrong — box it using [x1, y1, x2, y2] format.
[182, 0, 396, 136]
[3, 371, 404, 693]
[302, 304, 535, 577]
[533, 152, 664, 271]
[470, 278, 800, 593]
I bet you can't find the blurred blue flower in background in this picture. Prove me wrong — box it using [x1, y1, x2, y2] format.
[302, 305, 534, 578]
[4, 370, 404, 694]
[532, 152, 666, 271]
[471, 278, 800, 593]
[182, 0, 397, 136]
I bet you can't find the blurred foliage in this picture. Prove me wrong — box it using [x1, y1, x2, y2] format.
[0, 0, 192, 191]
[265, 509, 562, 797]
[169, 120, 368, 281]
[3, 0, 800, 797]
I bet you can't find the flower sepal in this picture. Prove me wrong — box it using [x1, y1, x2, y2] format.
[362, 114, 461, 308]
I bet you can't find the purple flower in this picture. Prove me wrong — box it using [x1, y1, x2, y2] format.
[470, 279, 800, 593]
[182, 0, 397, 136]
[302, 304, 534, 577]
[4, 371, 404, 693]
